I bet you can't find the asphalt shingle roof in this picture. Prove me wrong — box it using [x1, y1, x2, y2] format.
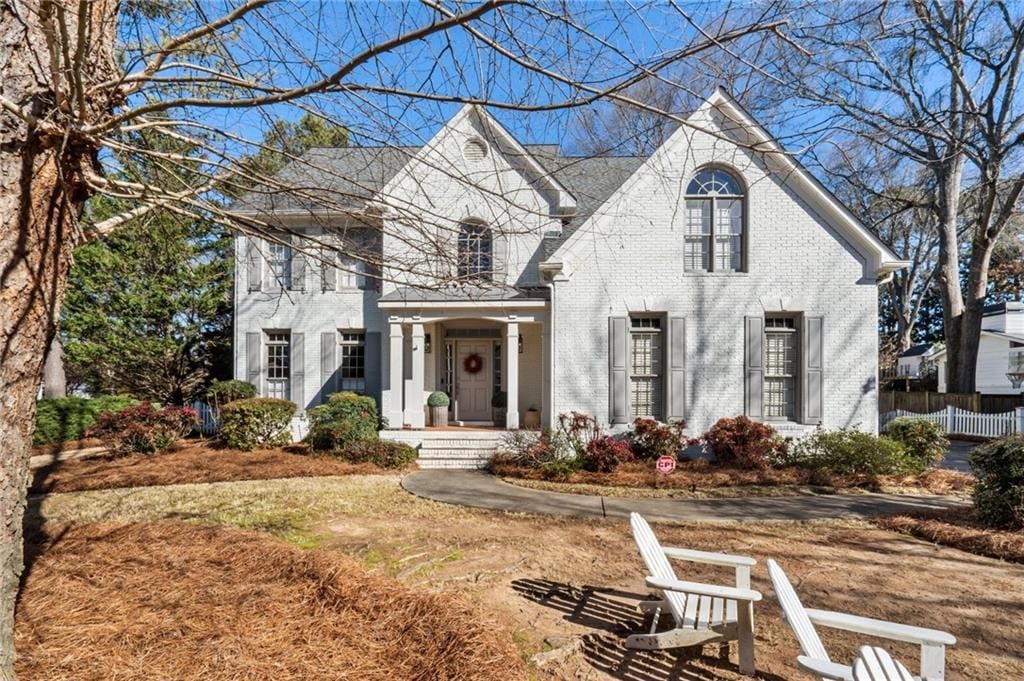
[232, 144, 645, 258]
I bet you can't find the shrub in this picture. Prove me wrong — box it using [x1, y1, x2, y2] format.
[883, 417, 948, 470]
[971, 435, 1024, 530]
[219, 397, 296, 450]
[539, 456, 584, 480]
[33, 395, 138, 446]
[786, 427, 915, 475]
[87, 403, 197, 455]
[630, 418, 688, 460]
[307, 392, 379, 453]
[556, 412, 602, 458]
[583, 435, 634, 473]
[337, 440, 418, 469]
[427, 391, 450, 408]
[703, 416, 787, 470]
[206, 380, 256, 414]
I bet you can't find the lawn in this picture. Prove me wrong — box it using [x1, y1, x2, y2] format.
[27, 474, 1024, 680]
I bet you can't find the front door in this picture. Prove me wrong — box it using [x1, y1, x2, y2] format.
[456, 342, 491, 422]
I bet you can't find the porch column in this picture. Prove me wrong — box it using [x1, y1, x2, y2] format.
[386, 320, 404, 427]
[406, 321, 426, 428]
[506, 320, 520, 429]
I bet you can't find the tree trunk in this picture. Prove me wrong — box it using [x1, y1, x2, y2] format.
[933, 159, 970, 392]
[1, 1, 117, 675]
[41, 337, 66, 399]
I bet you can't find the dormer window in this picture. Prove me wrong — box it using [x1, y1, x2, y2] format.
[684, 167, 745, 273]
[457, 221, 492, 282]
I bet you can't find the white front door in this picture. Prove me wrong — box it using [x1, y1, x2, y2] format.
[456, 342, 491, 422]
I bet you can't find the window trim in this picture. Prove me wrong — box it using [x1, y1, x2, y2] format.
[457, 220, 493, 282]
[338, 330, 366, 393]
[628, 315, 665, 420]
[268, 240, 294, 290]
[265, 330, 291, 400]
[684, 166, 747, 274]
[763, 314, 799, 422]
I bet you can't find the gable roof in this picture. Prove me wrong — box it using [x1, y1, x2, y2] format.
[900, 343, 934, 358]
[546, 89, 907, 278]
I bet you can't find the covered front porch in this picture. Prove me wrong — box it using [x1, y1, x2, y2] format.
[378, 290, 550, 431]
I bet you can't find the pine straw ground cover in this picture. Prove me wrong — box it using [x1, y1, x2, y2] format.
[492, 459, 973, 499]
[30, 439, 395, 494]
[15, 521, 526, 681]
[875, 508, 1024, 564]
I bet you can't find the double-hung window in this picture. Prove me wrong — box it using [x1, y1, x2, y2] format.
[338, 331, 366, 393]
[337, 254, 367, 290]
[457, 222, 493, 282]
[629, 317, 664, 419]
[268, 240, 293, 289]
[684, 168, 745, 272]
[266, 332, 291, 399]
[764, 317, 797, 419]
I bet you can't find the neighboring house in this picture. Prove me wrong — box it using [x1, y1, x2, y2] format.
[232, 89, 906, 451]
[894, 343, 941, 379]
[934, 301, 1024, 394]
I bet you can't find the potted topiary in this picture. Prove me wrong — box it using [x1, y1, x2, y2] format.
[491, 390, 507, 427]
[427, 391, 450, 427]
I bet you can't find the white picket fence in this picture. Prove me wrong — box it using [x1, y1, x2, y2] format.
[881, 406, 1024, 439]
[192, 401, 218, 436]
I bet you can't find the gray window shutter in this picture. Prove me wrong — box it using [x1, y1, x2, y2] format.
[666, 317, 686, 421]
[291, 250, 306, 291]
[321, 248, 336, 292]
[364, 331, 382, 407]
[491, 231, 507, 284]
[320, 331, 336, 403]
[609, 317, 629, 424]
[246, 239, 262, 291]
[290, 332, 304, 408]
[802, 315, 824, 424]
[744, 316, 763, 419]
[246, 332, 261, 392]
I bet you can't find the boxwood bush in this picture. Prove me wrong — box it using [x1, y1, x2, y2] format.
[882, 417, 948, 470]
[340, 440, 418, 469]
[219, 397, 296, 450]
[971, 435, 1024, 530]
[33, 395, 138, 446]
[308, 392, 379, 453]
[786, 427, 916, 475]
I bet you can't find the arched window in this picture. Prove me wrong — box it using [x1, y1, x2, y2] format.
[684, 167, 745, 272]
[457, 221, 492, 281]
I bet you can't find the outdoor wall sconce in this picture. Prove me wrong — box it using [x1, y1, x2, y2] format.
[518, 334, 523, 354]
[425, 333, 432, 354]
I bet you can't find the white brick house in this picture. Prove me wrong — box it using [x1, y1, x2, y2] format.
[233, 89, 906, 447]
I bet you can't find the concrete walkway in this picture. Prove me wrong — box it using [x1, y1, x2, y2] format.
[402, 470, 967, 523]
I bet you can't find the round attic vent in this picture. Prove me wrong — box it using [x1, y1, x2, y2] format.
[463, 138, 488, 161]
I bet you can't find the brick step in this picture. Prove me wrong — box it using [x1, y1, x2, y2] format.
[418, 457, 491, 469]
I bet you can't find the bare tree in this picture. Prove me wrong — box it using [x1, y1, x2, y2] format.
[0, 0, 790, 673]
[782, 0, 1024, 393]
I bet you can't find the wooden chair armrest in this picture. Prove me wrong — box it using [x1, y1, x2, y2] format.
[797, 656, 855, 681]
[805, 608, 956, 646]
[662, 546, 757, 567]
[645, 576, 762, 603]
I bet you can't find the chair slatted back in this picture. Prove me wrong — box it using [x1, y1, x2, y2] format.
[767, 559, 830, 664]
[629, 513, 688, 623]
[853, 646, 914, 681]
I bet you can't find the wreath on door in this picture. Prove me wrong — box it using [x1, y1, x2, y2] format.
[463, 353, 484, 375]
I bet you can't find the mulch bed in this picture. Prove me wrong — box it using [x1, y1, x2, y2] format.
[30, 440, 398, 494]
[15, 521, 526, 680]
[491, 458, 974, 495]
[875, 508, 1024, 564]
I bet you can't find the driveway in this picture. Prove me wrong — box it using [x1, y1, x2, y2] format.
[942, 439, 975, 473]
[402, 470, 967, 523]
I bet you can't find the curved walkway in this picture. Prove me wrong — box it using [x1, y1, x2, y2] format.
[402, 470, 967, 522]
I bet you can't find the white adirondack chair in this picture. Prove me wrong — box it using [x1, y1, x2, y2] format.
[853, 646, 914, 681]
[767, 559, 956, 681]
[627, 512, 762, 676]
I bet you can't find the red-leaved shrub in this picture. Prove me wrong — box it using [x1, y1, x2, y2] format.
[88, 403, 197, 455]
[630, 418, 689, 460]
[702, 416, 787, 470]
[584, 436, 634, 473]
